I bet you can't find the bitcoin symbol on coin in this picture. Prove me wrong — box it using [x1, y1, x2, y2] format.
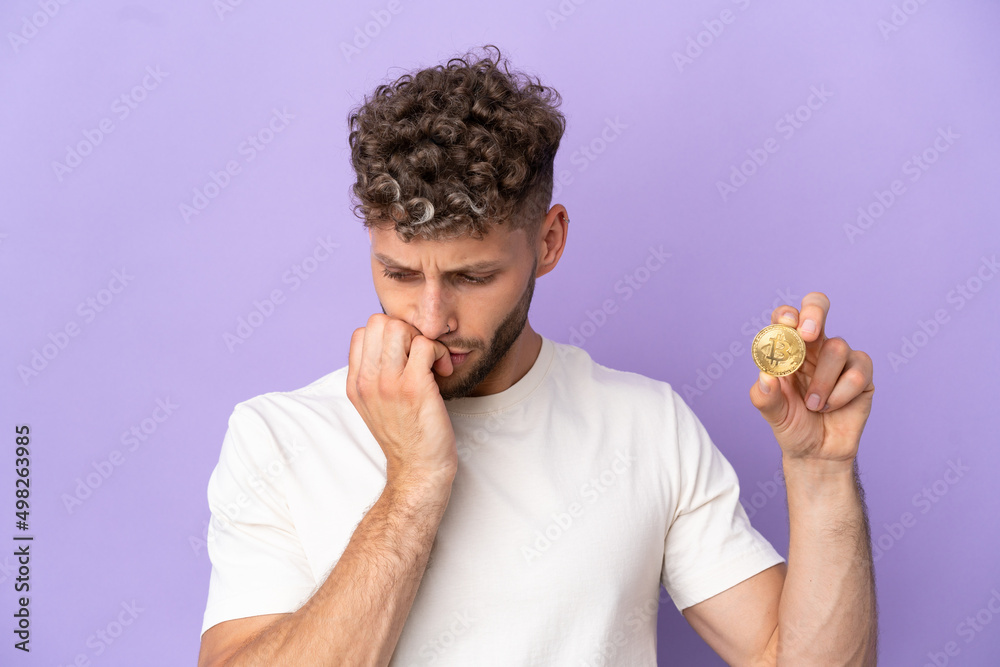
[752, 324, 805, 376]
[764, 333, 791, 365]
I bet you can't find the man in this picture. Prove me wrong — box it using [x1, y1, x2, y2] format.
[198, 45, 877, 665]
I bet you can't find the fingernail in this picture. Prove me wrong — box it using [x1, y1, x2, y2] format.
[780, 312, 797, 325]
[759, 373, 771, 394]
[807, 393, 821, 410]
[801, 319, 817, 335]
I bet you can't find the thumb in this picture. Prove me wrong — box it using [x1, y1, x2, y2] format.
[750, 370, 789, 428]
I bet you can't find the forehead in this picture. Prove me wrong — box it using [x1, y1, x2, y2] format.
[369, 224, 527, 268]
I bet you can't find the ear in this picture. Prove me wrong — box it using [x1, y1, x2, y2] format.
[535, 205, 568, 279]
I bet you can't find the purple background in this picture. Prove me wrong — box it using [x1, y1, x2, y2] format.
[3, 0, 999, 664]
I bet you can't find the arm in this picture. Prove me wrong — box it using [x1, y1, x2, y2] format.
[682, 457, 877, 665]
[200, 314, 460, 666]
[683, 293, 878, 664]
[774, 456, 877, 662]
[214, 469, 454, 667]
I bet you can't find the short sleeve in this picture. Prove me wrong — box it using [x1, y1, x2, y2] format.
[200, 403, 317, 637]
[660, 390, 785, 612]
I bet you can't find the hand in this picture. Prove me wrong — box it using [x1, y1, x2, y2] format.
[346, 314, 458, 484]
[749, 292, 875, 464]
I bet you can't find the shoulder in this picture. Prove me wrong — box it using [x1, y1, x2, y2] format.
[210, 364, 362, 479]
[551, 339, 684, 416]
[222, 364, 353, 448]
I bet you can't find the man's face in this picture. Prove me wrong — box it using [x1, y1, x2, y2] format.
[369, 223, 538, 400]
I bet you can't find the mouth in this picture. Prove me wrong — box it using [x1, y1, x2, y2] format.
[449, 351, 470, 366]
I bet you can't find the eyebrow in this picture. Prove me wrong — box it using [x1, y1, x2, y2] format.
[372, 252, 505, 274]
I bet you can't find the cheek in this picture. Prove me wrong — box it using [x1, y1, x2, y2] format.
[371, 281, 408, 316]
[459, 288, 505, 317]
[473, 288, 519, 327]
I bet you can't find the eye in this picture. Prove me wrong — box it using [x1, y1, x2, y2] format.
[459, 274, 495, 285]
[382, 268, 495, 285]
[382, 268, 409, 281]
[382, 269, 496, 285]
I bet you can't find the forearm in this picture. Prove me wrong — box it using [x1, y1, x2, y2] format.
[225, 470, 455, 667]
[776, 456, 877, 665]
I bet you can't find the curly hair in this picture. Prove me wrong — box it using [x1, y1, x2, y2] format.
[347, 44, 567, 244]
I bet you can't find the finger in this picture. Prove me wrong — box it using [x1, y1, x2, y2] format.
[405, 335, 452, 381]
[380, 317, 415, 379]
[346, 327, 366, 402]
[771, 305, 799, 327]
[797, 291, 830, 344]
[821, 350, 874, 412]
[360, 313, 389, 381]
[749, 370, 789, 428]
[430, 341, 455, 376]
[804, 336, 851, 412]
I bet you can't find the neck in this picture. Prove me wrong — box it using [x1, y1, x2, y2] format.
[469, 324, 542, 397]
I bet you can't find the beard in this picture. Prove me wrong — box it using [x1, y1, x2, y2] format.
[438, 259, 536, 400]
[378, 257, 537, 401]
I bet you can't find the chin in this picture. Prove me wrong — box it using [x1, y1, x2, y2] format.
[434, 367, 460, 386]
[436, 368, 478, 400]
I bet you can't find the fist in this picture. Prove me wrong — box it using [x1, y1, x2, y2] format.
[346, 314, 458, 482]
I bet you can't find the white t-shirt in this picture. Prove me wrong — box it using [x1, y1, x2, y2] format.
[200, 335, 785, 665]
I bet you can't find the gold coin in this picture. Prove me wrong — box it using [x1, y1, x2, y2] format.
[752, 324, 806, 377]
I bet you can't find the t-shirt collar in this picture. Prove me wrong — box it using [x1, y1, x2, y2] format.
[444, 335, 555, 415]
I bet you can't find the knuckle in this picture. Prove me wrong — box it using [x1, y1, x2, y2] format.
[384, 318, 410, 334]
[405, 337, 426, 360]
[385, 335, 407, 357]
[356, 375, 376, 398]
[824, 337, 850, 356]
[845, 367, 867, 388]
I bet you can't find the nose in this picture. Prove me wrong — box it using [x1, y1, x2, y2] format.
[411, 282, 454, 340]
